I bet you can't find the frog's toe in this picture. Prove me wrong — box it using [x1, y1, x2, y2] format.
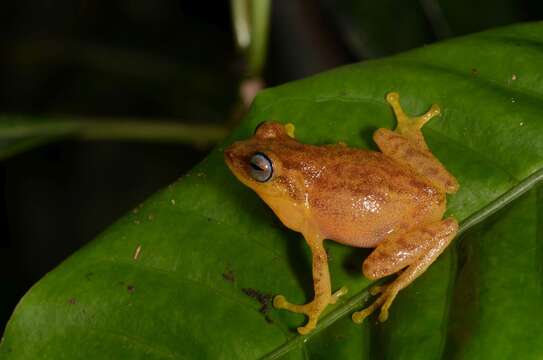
[378, 308, 389, 322]
[352, 289, 389, 324]
[351, 307, 371, 324]
[352, 284, 401, 324]
[273, 294, 302, 312]
[273, 295, 311, 314]
[369, 284, 385, 296]
[352, 297, 383, 324]
[378, 288, 399, 322]
[273, 297, 320, 334]
[273, 294, 287, 309]
[274, 289, 345, 334]
[297, 318, 318, 335]
[329, 286, 348, 304]
[386, 91, 400, 104]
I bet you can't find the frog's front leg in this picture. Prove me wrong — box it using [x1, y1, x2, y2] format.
[274, 233, 347, 335]
[352, 218, 458, 324]
[373, 92, 459, 194]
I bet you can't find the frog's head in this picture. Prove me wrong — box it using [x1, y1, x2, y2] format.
[224, 121, 304, 202]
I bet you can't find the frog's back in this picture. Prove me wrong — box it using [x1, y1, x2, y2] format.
[305, 146, 446, 248]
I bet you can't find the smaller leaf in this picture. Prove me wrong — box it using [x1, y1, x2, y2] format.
[0, 116, 228, 160]
[0, 117, 79, 160]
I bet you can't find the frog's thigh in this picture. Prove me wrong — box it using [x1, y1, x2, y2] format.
[354, 218, 458, 324]
[373, 128, 459, 194]
[364, 218, 457, 281]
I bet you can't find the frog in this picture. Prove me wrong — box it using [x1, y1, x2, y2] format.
[224, 92, 459, 335]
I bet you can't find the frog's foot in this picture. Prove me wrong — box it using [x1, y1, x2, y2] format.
[330, 286, 348, 304]
[386, 91, 440, 137]
[368, 284, 385, 296]
[274, 286, 348, 335]
[353, 218, 459, 325]
[351, 284, 399, 324]
[376, 92, 459, 193]
[273, 296, 320, 334]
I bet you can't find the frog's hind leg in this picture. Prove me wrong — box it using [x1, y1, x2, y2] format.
[352, 217, 458, 324]
[373, 92, 459, 194]
[273, 234, 348, 335]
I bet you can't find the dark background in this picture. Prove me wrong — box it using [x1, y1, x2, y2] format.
[0, 0, 540, 332]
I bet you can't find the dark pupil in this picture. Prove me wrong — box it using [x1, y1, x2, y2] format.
[250, 162, 263, 171]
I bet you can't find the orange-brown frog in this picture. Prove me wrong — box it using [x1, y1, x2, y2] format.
[224, 92, 459, 335]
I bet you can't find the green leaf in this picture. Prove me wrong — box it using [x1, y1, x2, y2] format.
[2, 22, 543, 358]
[445, 185, 543, 360]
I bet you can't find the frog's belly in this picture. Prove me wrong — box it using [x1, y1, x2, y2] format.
[311, 190, 445, 248]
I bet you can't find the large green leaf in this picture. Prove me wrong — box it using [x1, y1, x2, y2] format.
[445, 185, 543, 360]
[2, 22, 543, 359]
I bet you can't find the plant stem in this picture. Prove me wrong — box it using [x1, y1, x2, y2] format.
[76, 118, 228, 146]
[247, 0, 271, 77]
[231, 0, 251, 50]
[456, 168, 543, 237]
[0, 116, 229, 147]
[230, 0, 272, 77]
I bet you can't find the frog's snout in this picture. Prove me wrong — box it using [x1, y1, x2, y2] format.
[224, 146, 234, 164]
[224, 144, 245, 174]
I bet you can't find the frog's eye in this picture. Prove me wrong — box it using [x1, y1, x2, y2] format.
[249, 152, 273, 182]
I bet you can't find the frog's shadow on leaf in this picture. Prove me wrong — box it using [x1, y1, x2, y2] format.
[340, 246, 372, 278]
[219, 166, 271, 224]
[358, 126, 380, 151]
[283, 229, 314, 300]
